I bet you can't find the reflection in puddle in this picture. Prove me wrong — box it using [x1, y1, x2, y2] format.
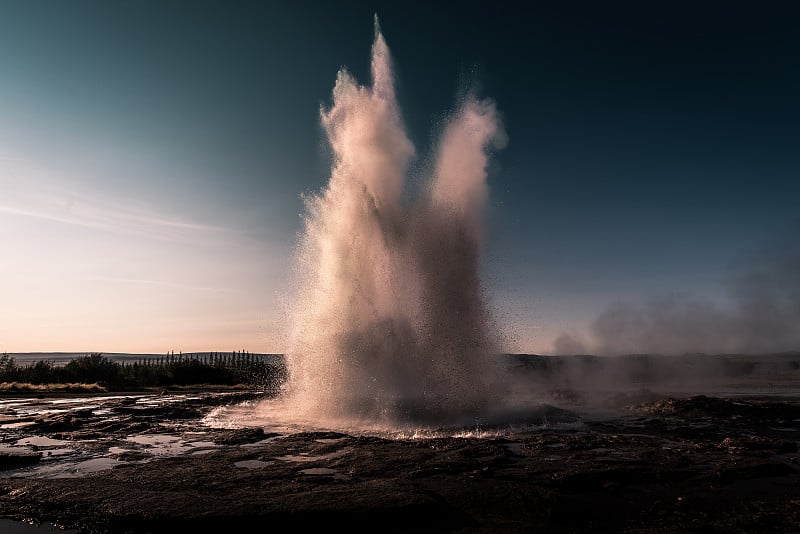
[1, 421, 36, 429]
[0, 443, 36, 455]
[241, 437, 282, 448]
[186, 440, 216, 448]
[71, 458, 127, 475]
[18, 457, 128, 479]
[0, 392, 267, 479]
[276, 447, 352, 463]
[126, 434, 192, 456]
[17, 436, 71, 447]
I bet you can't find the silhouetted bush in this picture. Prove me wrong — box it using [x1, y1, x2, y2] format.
[63, 353, 125, 387]
[0, 352, 286, 391]
[23, 359, 57, 384]
[0, 353, 20, 382]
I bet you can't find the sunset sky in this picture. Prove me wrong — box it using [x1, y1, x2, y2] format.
[1, 1, 798, 354]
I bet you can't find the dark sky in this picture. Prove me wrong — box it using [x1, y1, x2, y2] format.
[1, 0, 798, 353]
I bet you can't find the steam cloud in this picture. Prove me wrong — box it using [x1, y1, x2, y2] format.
[555, 228, 800, 356]
[280, 20, 508, 426]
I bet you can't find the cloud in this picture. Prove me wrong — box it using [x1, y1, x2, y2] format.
[88, 276, 230, 293]
[0, 158, 231, 244]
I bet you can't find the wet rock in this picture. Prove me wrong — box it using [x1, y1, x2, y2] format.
[714, 461, 797, 482]
[603, 388, 663, 409]
[717, 436, 798, 454]
[0, 451, 42, 469]
[212, 428, 277, 445]
[33, 414, 84, 432]
[0, 392, 799, 532]
[629, 395, 742, 417]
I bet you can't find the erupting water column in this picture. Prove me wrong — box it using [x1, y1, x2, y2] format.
[282, 19, 508, 428]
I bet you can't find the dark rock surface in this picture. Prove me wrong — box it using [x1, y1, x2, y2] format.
[0, 391, 798, 533]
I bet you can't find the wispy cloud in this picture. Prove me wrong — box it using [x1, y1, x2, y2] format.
[88, 276, 230, 293]
[0, 158, 232, 244]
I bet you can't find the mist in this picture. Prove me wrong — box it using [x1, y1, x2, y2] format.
[554, 226, 800, 356]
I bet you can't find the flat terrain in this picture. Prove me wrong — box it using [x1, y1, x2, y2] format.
[1, 354, 799, 533]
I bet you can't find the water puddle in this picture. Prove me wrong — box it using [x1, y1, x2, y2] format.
[125, 434, 192, 456]
[27, 457, 129, 479]
[276, 447, 353, 463]
[16, 436, 71, 447]
[241, 437, 283, 448]
[0, 443, 35, 455]
[0, 392, 262, 478]
[1, 421, 36, 429]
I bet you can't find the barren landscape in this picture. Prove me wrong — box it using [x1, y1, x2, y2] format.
[1, 354, 798, 533]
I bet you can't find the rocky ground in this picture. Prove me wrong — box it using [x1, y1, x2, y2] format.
[0, 389, 799, 533]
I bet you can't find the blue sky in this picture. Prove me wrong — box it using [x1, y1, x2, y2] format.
[1, 1, 798, 354]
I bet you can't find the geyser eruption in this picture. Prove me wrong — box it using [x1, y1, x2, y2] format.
[281, 20, 508, 427]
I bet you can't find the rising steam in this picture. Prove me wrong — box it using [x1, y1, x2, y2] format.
[555, 225, 800, 356]
[279, 20, 508, 427]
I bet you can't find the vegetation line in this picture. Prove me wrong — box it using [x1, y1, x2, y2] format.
[0, 352, 287, 391]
